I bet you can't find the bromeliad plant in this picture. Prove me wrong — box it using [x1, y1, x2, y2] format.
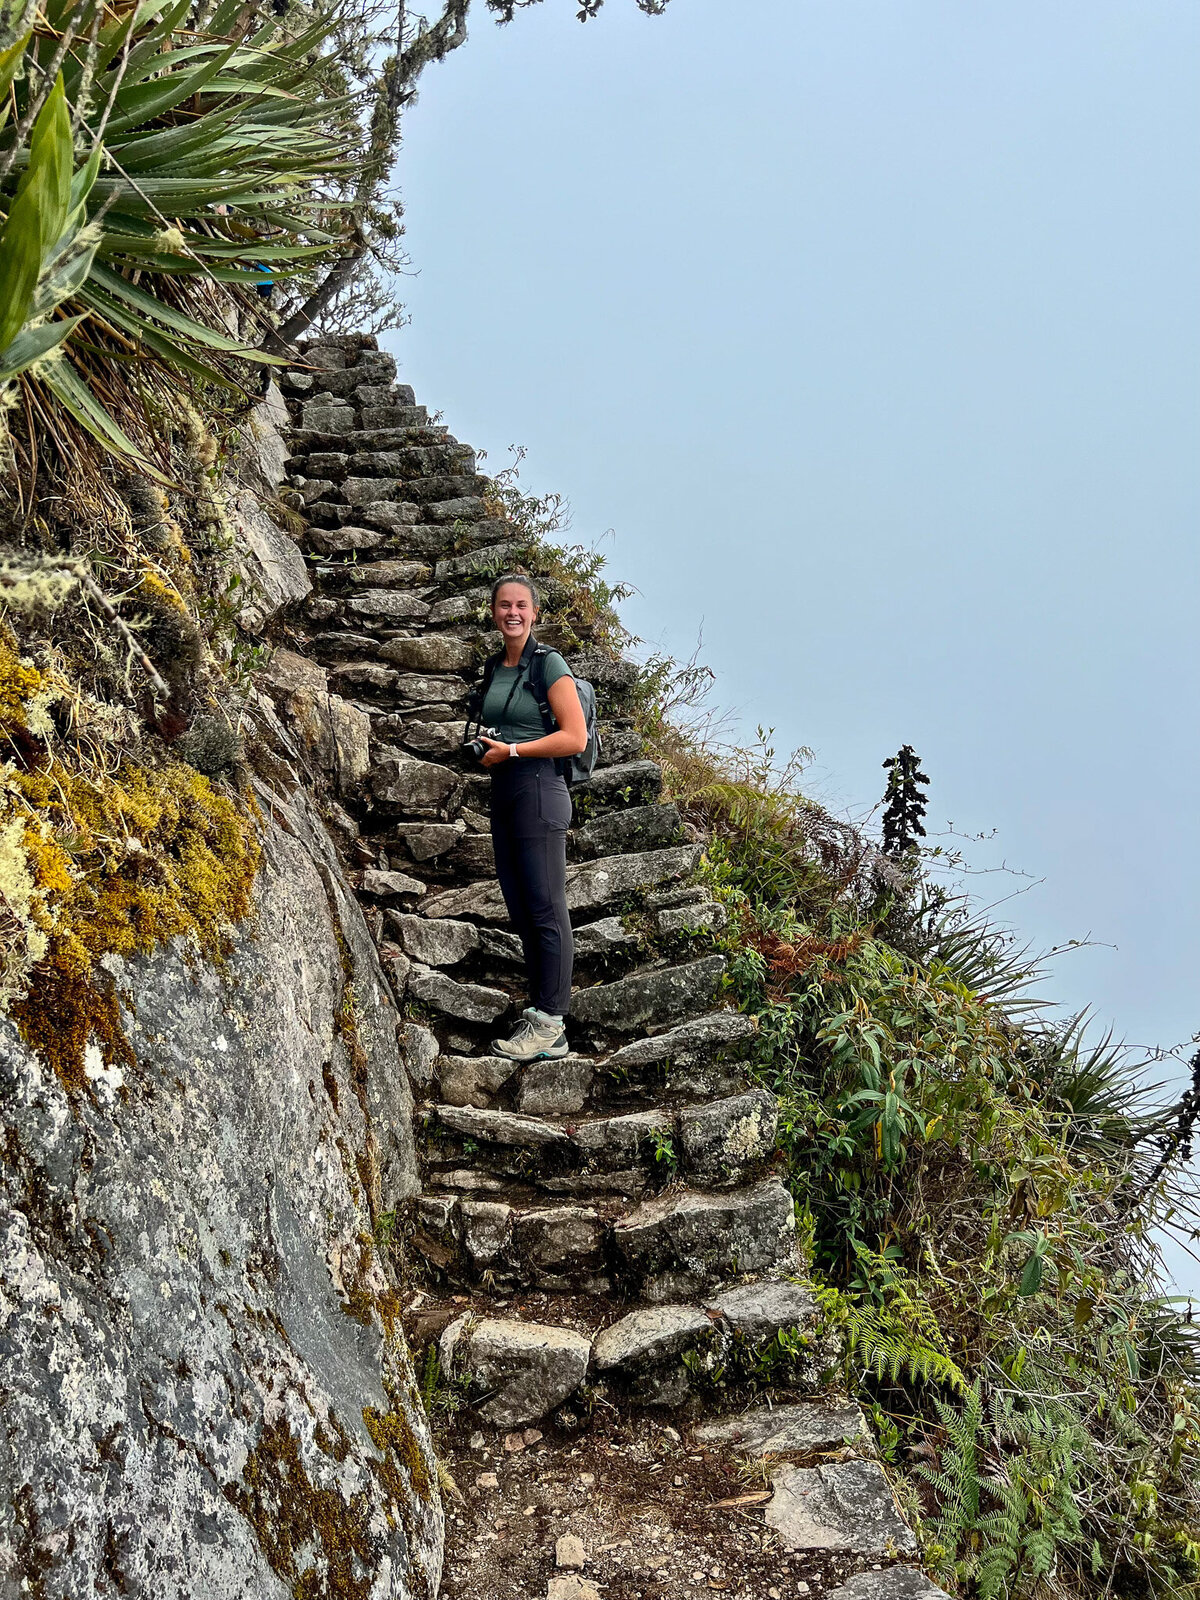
[0, 0, 353, 490]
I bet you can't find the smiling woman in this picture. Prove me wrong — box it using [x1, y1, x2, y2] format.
[468, 572, 587, 1062]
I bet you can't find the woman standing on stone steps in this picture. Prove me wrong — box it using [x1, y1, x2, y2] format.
[472, 574, 588, 1065]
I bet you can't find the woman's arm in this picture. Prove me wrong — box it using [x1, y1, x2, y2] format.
[478, 675, 588, 766]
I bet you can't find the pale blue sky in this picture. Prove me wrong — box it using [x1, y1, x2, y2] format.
[384, 0, 1199, 1285]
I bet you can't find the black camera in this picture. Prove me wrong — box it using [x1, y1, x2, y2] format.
[465, 726, 499, 761]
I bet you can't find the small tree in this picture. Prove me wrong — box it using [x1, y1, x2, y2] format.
[881, 744, 929, 863]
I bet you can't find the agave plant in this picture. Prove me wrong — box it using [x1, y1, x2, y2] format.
[0, 0, 353, 483]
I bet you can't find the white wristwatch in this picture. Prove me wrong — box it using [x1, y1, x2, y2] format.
[509, 743, 519, 759]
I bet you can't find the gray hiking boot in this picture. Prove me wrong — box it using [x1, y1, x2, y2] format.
[492, 1006, 569, 1062]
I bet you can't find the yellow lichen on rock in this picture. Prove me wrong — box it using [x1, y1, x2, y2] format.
[6, 759, 261, 1089]
[0, 619, 261, 1087]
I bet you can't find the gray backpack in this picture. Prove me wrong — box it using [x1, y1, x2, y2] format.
[529, 646, 599, 784]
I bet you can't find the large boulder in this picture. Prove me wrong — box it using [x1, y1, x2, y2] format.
[0, 787, 439, 1599]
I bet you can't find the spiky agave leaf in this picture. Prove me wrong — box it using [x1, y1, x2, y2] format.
[0, 1, 354, 483]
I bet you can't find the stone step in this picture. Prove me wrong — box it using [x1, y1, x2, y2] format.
[420, 844, 702, 924]
[571, 758, 662, 809]
[302, 516, 503, 561]
[764, 1458, 919, 1561]
[426, 1089, 777, 1194]
[430, 1009, 757, 1119]
[424, 1277, 819, 1425]
[283, 363, 416, 403]
[569, 954, 727, 1034]
[310, 556, 436, 590]
[307, 444, 476, 482]
[613, 1177, 797, 1302]
[394, 912, 643, 977]
[693, 1397, 869, 1457]
[433, 541, 521, 582]
[574, 801, 682, 858]
[285, 418, 442, 457]
[416, 1168, 794, 1300]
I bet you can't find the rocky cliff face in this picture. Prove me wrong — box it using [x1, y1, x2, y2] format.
[0, 776, 441, 1600]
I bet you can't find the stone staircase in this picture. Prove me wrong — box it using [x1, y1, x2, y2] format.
[268, 334, 945, 1600]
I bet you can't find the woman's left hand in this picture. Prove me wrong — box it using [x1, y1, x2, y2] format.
[478, 736, 511, 768]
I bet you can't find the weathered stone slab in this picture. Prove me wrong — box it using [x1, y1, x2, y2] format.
[436, 1105, 566, 1148]
[613, 1179, 796, 1300]
[434, 541, 520, 580]
[231, 490, 311, 630]
[343, 475, 405, 505]
[678, 1089, 777, 1185]
[655, 899, 728, 936]
[361, 868, 426, 899]
[478, 925, 525, 963]
[825, 1568, 953, 1600]
[360, 501, 422, 533]
[387, 822, 464, 862]
[307, 524, 385, 555]
[426, 586, 490, 625]
[328, 695, 371, 796]
[576, 803, 681, 859]
[389, 718, 464, 756]
[570, 956, 726, 1033]
[328, 661, 398, 695]
[765, 1459, 918, 1556]
[439, 1317, 590, 1427]
[510, 1206, 605, 1280]
[592, 1305, 712, 1371]
[421, 846, 701, 922]
[516, 1057, 595, 1116]
[694, 1399, 867, 1457]
[573, 759, 662, 807]
[345, 587, 430, 621]
[547, 1577, 602, 1600]
[460, 1200, 512, 1266]
[379, 635, 477, 673]
[300, 401, 354, 433]
[392, 673, 469, 706]
[437, 1055, 520, 1109]
[335, 559, 432, 587]
[703, 1278, 816, 1341]
[371, 750, 459, 811]
[408, 966, 509, 1023]
[572, 916, 639, 957]
[393, 913, 478, 966]
[398, 1021, 439, 1090]
[310, 631, 382, 662]
[603, 1011, 754, 1073]
[573, 1109, 675, 1166]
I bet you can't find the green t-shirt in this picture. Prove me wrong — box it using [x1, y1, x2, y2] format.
[481, 649, 572, 744]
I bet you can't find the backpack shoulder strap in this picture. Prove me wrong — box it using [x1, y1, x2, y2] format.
[465, 648, 504, 734]
[526, 644, 559, 734]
